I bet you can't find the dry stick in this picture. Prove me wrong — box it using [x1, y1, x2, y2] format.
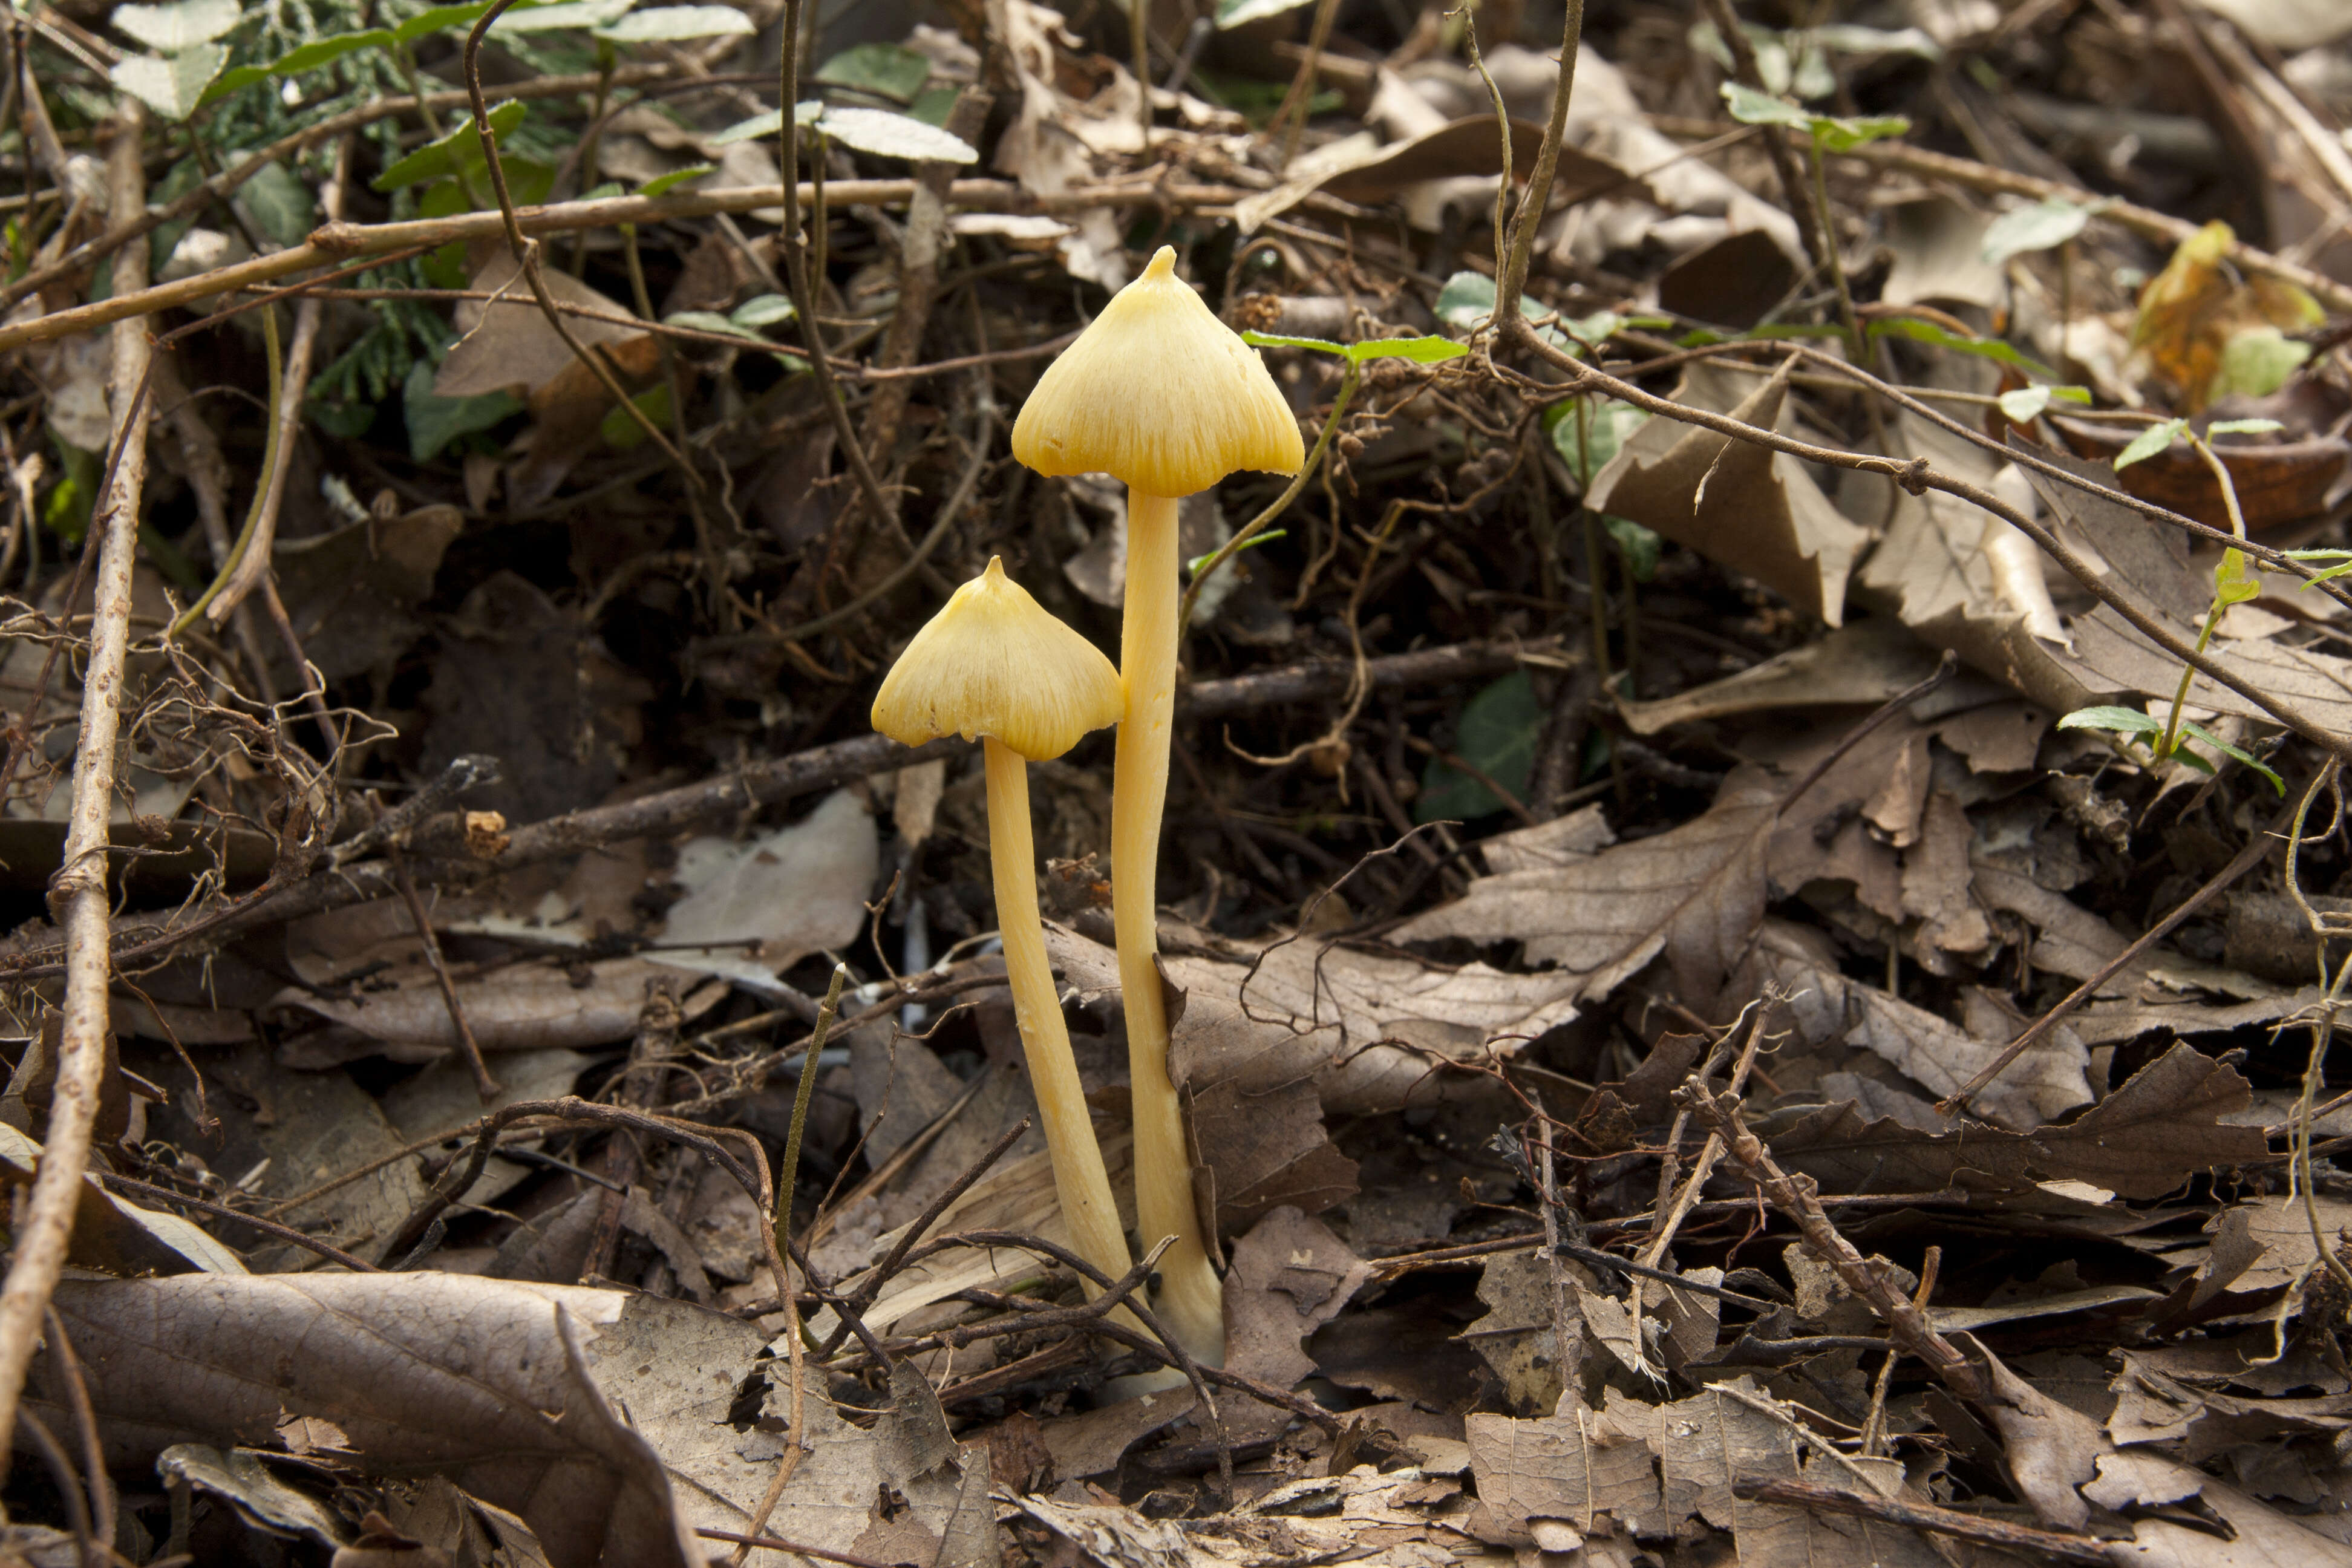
[825, 1116, 1033, 1345]
[207, 134, 349, 627]
[0, 60, 694, 319]
[774, 0, 903, 550]
[1860, 1244, 1938, 1457]
[1938, 798, 2289, 1116]
[0, 636, 1541, 981]
[41, 1306, 110, 1567]
[390, 856, 498, 1100]
[1731, 1478, 2110, 1564]
[736, 963, 848, 1566]
[0, 109, 152, 1483]
[1694, 0, 1828, 270]
[1675, 1082, 1988, 1403]
[461, 4, 691, 480]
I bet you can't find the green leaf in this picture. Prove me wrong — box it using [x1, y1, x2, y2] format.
[593, 5, 753, 41]
[814, 42, 931, 103]
[729, 293, 796, 328]
[2115, 418, 2189, 470]
[907, 85, 960, 126]
[197, 63, 273, 105]
[489, 0, 633, 33]
[2285, 547, 2352, 589]
[372, 100, 526, 191]
[1717, 82, 1906, 151]
[1546, 396, 1648, 487]
[2208, 417, 2285, 437]
[1602, 513, 1661, 582]
[1982, 198, 2093, 267]
[665, 310, 760, 341]
[1866, 316, 2060, 380]
[234, 157, 318, 248]
[1435, 271, 1567, 350]
[814, 105, 978, 163]
[710, 103, 820, 144]
[1344, 335, 1466, 364]
[112, 0, 240, 51]
[396, 0, 507, 42]
[1998, 385, 2051, 423]
[639, 163, 713, 196]
[1811, 113, 1909, 152]
[1720, 81, 1814, 131]
[1240, 330, 1346, 355]
[2214, 547, 2260, 607]
[403, 359, 520, 462]
[264, 28, 396, 76]
[2177, 721, 2284, 794]
[600, 383, 673, 450]
[110, 46, 227, 121]
[2214, 328, 2310, 401]
[1415, 669, 1544, 823]
[1217, 0, 1318, 24]
[1188, 529, 1286, 575]
[2057, 705, 2164, 735]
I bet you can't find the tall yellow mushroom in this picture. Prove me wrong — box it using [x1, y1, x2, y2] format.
[1010, 247, 1304, 1365]
[872, 557, 1136, 1304]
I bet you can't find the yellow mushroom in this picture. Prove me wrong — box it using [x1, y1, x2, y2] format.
[1011, 247, 1303, 1367]
[872, 558, 1136, 1307]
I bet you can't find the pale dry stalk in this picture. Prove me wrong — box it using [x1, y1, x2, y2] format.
[0, 105, 154, 1475]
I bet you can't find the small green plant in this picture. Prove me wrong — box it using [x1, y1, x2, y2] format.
[2057, 416, 2288, 792]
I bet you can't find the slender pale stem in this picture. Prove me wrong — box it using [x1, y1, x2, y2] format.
[986, 736, 1138, 1309]
[1114, 489, 1224, 1367]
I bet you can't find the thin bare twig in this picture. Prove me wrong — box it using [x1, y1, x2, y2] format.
[0, 109, 153, 1481]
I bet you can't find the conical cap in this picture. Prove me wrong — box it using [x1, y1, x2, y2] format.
[871, 558, 1125, 762]
[1012, 247, 1305, 498]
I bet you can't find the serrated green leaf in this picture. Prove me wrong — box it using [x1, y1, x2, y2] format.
[1982, 198, 2092, 267]
[268, 28, 395, 75]
[2177, 720, 2284, 793]
[1241, 330, 1347, 355]
[2207, 417, 2285, 436]
[2057, 705, 2164, 734]
[2115, 418, 2189, 470]
[814, 42, 930, 103]
[814, 105, 976, 163]
[1719, 81, 1905, 150]
[110, 46, 227, 120]
[1218, 0, 1318, 24]
[639, 163, 713, 196]
[113, 0, 240, 51]
[371, 100, 526, 191]
[1812, 113, 1908, 151]
[1344, 335, 1466, 364]
[2215, 548, 2260, 607]
[489, 0, 632, 33]
[730, 293, 795, 328]
[595, 5, 752, 41]
[1416, 669, 1543, 822]
[397, 0, 506, 42]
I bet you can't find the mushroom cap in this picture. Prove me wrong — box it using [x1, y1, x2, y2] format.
[1011, 246, 1305, 498]
[871, 558, 1125, 762]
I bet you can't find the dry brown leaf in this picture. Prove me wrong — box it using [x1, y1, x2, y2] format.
[1393, 765, 1778, 1016]
[1224, 1206, 1372, 1433]
[1773, 1042, 2265, 1198]
[1618, 620, 1941, 736]
[267, 956, 722, 1056]
[1740, 921, 2089, 1130]
[1584, 362, 1872, 626]
[437, 249, 651, 401]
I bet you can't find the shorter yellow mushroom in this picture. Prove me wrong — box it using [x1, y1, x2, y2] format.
[871, 557, 1137, 1306]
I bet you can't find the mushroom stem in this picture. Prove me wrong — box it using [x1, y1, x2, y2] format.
[1112, 488, 1226, 1367]
[984, 735, 1137, 1307]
